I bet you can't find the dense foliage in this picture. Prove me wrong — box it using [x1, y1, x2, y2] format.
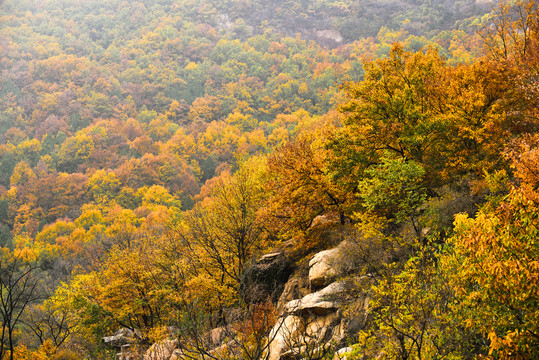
[0, 0, 538, 359]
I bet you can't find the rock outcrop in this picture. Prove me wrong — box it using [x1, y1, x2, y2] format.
[142, 239, 368, 360]
[268, 278, 354, 360]
[277, 274, 311, 309]
[308, 240, 357, 289]
[268, 315, 305, 360]
[334, 346, 354, 360]
[143, 339, 180, 360]
[285, 281, 350, 315]
[265, 236, 371, 360]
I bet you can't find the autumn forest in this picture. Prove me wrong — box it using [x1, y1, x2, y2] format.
[0, 0, 538, 359]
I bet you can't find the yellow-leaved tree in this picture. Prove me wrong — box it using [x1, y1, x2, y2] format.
[445, 138, 539, 359]
[177, 156, 271, 301]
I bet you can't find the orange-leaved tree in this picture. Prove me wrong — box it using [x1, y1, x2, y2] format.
[265, 112, 348, 233]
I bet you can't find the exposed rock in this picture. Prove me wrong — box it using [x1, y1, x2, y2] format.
[309, 240, 357, 289]
[257, 239, 369, 360]
[144, 339, 179, 360]
[309, 250, 339, 289]
[304, 310, 341, 341]
[208, 326, 228, 349]
[277, 274, 310, 310]
[266, 281, 354, 360]
[102, 328, 142, 348]
[168, 350, 184, 360]
[216, 13, 233, 29]
[269, 310, 341, 360]
[316, 29, 343, 43]
[267, 315, 304, 360]
[285, 281, 350, 315]
[334, 347, 354, 360]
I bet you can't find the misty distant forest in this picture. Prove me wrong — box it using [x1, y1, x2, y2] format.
[0, 0, 538, 359]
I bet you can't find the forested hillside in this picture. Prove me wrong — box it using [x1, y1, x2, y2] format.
[0, 0, 485, 255]
[0, 0, 538, 359]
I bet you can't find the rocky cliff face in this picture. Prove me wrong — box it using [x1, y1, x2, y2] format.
[265, 236, 371, 360]
[144, 221, 372, 360]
